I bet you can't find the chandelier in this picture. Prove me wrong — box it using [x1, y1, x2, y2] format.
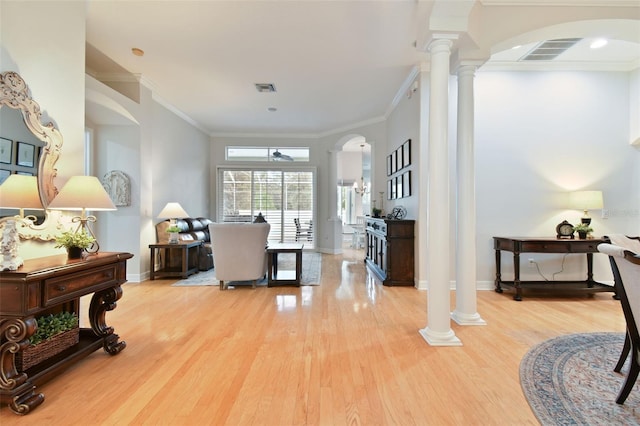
[353, 176, 369, 196]
[353, 144, 369, 196]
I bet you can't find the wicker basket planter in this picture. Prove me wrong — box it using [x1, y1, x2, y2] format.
[16, 327, 80, 371]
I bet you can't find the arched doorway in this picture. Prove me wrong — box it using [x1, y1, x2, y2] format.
[336, 135, 370, 249]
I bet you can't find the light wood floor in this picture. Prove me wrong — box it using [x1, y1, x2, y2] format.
[1, 246, 626, 425]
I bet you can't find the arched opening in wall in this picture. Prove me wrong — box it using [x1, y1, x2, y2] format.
[337, 135, 370, 249]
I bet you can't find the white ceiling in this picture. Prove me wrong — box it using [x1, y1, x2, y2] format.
[85, 1, 640, 137]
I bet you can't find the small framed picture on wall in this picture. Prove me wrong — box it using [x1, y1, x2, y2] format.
[0, 169, 10, 184]
[387, 155, 392, 176]
[387, 179, 393, 200]
[402, 139, 411, 168]
[0, 138, 12, 164]
[391, 150, 397, 174]
[17, 142, 35, 167]
[403, 171, 412, 197]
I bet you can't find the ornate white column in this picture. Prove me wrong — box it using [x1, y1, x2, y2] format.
[452, 64, 486, 326]
[419, 37, 461, 346]
[328, 149, 342, 254]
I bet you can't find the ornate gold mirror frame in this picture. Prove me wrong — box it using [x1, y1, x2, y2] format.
[0, 71, 63, 241]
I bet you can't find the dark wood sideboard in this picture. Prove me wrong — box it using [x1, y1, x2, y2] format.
[0, 252, 133, 415]
[493, 237, 614, 301]
[365, 218, 415, 286]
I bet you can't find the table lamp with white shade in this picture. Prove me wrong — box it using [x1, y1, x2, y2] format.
[569, 190, 604, 226]
[48, 175, 117, 253]
[0, 174, 43, 220]
[0, 175, 44, 270]
[158, 202, 189, 243]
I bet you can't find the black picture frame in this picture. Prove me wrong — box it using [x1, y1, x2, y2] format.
[387, 179, 393, 200]
[0, 169, 10, 184]
[0, 137, 11, 164]
[391, 150, 397, 174]
[396, 175, 403, 199]
[16, 171, 34, 176]
[387, 155, 392, 176]
[402, 139, 411, 169]
[17, 141, 35, 167]
[403, 171, 412, 197]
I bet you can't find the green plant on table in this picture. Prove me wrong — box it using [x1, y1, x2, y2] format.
[54, 229, 95, 249]
[29, 312, 78, 345]
[573, 223, 593, 233]
[166, 225, 181, 233]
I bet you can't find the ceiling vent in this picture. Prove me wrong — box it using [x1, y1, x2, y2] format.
[255, 83, 276, 93]
[520, 38, 582, 61]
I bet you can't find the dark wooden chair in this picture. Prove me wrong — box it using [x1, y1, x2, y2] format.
[603, 236, 640, 373]
[294, 218, 312, 242]
[598, 238, 640, 404]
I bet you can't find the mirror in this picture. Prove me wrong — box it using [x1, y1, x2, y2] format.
[0, 71, 63, 241]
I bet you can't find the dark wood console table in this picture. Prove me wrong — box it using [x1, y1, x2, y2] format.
[365, 218, 415, 286]
[493, 237, 613, 301]
[0, 252, 132, 415]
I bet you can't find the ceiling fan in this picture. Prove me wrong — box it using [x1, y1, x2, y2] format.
[271, 149, 293, 161]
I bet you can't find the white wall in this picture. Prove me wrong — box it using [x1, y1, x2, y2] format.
[474, 70, 639, 286]
[87, 75, 210, 280]
[1, 1, 86, 259]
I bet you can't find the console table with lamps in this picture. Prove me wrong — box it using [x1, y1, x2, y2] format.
[0, 252, 133, 415]
[493, 236, 614, 301]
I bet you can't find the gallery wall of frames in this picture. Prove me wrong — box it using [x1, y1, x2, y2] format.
[0, 136, 42, 184]
[386, 139, 412, 200]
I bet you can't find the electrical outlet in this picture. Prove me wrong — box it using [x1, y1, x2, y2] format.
[602, 209, 609, 219]
[528, 258, 535, 267]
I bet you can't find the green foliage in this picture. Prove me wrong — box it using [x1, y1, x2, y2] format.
[573, 223, 593, 233]
[166, 225, 181, 233]
[29, 312, 78, 345]
[54, 229, 95, 249]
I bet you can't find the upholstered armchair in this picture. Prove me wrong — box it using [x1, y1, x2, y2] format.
[598, 237, 640, 404]
[209, 222, 271, 290]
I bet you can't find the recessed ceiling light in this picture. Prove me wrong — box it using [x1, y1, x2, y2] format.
[132, 47, 144, 57]
[267, 107, 277, 112]
[590, 38, 608, 49]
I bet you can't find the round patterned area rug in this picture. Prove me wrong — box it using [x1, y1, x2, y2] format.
[520, 332, 640, 425]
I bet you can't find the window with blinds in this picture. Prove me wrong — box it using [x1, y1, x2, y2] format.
[218, 168, 315, 247]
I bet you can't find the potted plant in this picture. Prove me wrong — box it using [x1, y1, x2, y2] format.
[166, 225, 181, 244]
[372, 208, 382, 218]
[54, 229, 95, 258]
[17, 311, 79, 371]
[573, 223, 593, 239]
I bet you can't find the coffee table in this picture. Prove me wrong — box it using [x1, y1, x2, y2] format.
[267, 243, 303, 286]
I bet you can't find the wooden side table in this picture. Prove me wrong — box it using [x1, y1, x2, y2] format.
[149, 241, 202, 280]
[267, 243, 303, 287]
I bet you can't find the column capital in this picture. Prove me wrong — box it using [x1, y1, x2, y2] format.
[455, 63, 478, 78]
[427, 35, 456, 53]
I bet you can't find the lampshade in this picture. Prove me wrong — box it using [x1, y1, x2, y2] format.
[158, 202, 189, 219]
[48, 176, 117, 211]
[569, 191, 604, 211]
[0, 174, 43, 210]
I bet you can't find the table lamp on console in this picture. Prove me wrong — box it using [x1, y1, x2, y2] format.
[569, 190, 604, 225]
[0, 175, 44, 270]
